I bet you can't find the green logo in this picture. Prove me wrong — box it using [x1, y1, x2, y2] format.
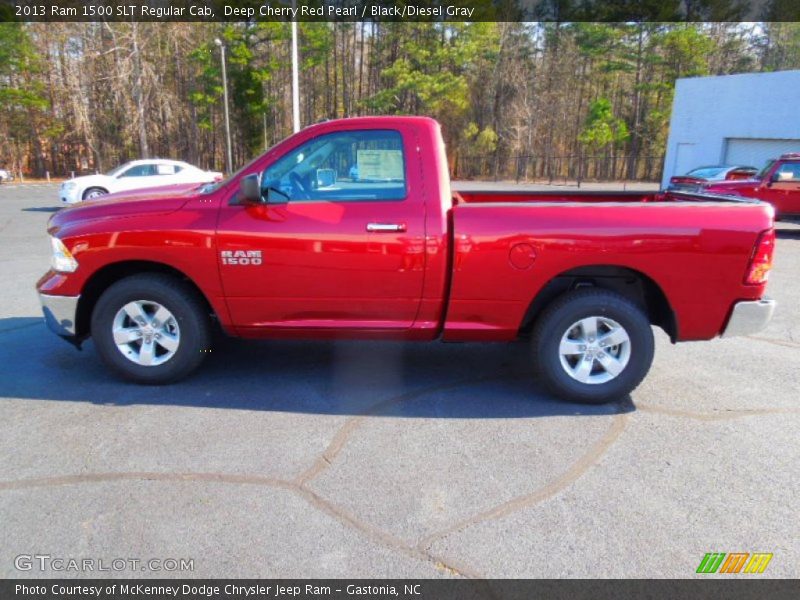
[697, 552, 773, 574]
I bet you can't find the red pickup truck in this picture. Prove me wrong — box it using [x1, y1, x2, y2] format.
[703, 153, 800, 218]
[37, 116, 776, 404]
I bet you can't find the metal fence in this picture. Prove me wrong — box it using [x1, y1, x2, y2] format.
[454, 154, 666, 184]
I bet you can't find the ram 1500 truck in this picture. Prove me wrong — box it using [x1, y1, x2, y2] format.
[37, 117, 777, 404]
[703, 153, 800, 218]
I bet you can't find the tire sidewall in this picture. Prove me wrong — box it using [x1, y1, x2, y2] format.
[91, 277, 207, 384]
[535, 292, 654, 404]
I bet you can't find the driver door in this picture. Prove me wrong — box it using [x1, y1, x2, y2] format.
[762, 162, 800, 215]
[216, 128, 426, 332]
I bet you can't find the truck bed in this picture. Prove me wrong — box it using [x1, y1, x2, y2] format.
[454, 190, 658, 204]
[453, 189, 765, 206]
[444, 195, 774, 344]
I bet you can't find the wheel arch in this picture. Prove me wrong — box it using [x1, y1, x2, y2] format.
[75, 260, 218, 338]
[518, 264, 678, 342]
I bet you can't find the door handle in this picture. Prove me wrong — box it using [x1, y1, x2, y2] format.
[366, 222, 406, 232]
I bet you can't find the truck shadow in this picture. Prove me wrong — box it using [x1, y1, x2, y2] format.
[775, 223, 800, 240]
[0, 317, 635, 419]
[21, 206, 61, 213]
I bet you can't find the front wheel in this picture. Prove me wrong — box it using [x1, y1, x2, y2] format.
[82, 187, 108, 200]
[532, 289, 654, 404]
[91, 274, 211, 384]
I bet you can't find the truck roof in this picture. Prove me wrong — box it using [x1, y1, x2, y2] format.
[121, 158, 192, 168]
[301, 115, 440, 135]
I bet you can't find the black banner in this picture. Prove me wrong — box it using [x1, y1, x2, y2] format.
[1, 0, 799, 23]
[2, 580, 800, 600]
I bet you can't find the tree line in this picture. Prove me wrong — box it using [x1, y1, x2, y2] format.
[1, 21, 799, 181]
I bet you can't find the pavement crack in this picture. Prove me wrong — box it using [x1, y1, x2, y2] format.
[415, 411, 630, 552]
[635, 403, 800, 420]
[296, 482, 484, 578]
[0, 470, 482, 579]
[744, 335, 800, 349]
[292, 371, 513, 487]
[0, 471, 292, 493]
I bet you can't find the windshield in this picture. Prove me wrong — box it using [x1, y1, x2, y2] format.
[262, 137, 340, 186]
[686, 167, 727, 179]
[756, 160, 775, 180]
[105, 163, 131, 177]
[199, 143, 281, 195]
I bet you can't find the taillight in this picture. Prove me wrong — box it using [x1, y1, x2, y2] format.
[745, 228, 775, 285]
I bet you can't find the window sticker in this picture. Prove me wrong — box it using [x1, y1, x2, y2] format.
[357, 149, 403, 180]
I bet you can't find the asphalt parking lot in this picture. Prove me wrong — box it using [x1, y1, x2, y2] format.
[0, 182, 797, 578]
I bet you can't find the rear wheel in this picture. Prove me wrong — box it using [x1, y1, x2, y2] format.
[91, 274, 211, 384]
[532, 289, 654, 404]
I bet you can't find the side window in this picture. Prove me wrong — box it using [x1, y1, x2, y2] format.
[155, 164, 179, 175]
[119, 164, 155, 177]
[774, 162, 800, 182]
[261, 130, 406, 202]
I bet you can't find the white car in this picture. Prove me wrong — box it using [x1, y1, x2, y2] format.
[0, 169, 13, 183]
[59, 159, 223, 204]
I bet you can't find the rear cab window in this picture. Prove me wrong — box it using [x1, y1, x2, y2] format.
[774, 161, 800, 182]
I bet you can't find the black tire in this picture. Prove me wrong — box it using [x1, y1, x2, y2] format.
[531, 288, 654, 404]
[82, 187, 108, 200]
[91, 273, 211, 384]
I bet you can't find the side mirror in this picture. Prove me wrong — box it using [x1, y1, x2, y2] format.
[239, 174, 262, 204]
[316, 168, 337, 188]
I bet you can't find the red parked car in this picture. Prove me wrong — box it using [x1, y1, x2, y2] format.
[668, 165, 758, 192]
[37, 117, 776, 404]
[702, 154, 800, 219]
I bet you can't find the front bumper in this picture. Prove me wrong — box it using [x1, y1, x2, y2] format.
[39, 293, 80, 339]
[721, 298, 776, 338]
[60, 186, 80, 204]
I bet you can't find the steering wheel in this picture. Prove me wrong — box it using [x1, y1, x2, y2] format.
[289, 172, 310, 200]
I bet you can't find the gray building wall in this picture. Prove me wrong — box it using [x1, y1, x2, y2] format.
[661, 70, 800, 188]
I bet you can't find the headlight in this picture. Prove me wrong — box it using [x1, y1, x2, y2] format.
[50, 236, 78, 272]
[62, 181, 77, 191]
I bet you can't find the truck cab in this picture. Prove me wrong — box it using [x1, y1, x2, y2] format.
[704, 153, 800, 218]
